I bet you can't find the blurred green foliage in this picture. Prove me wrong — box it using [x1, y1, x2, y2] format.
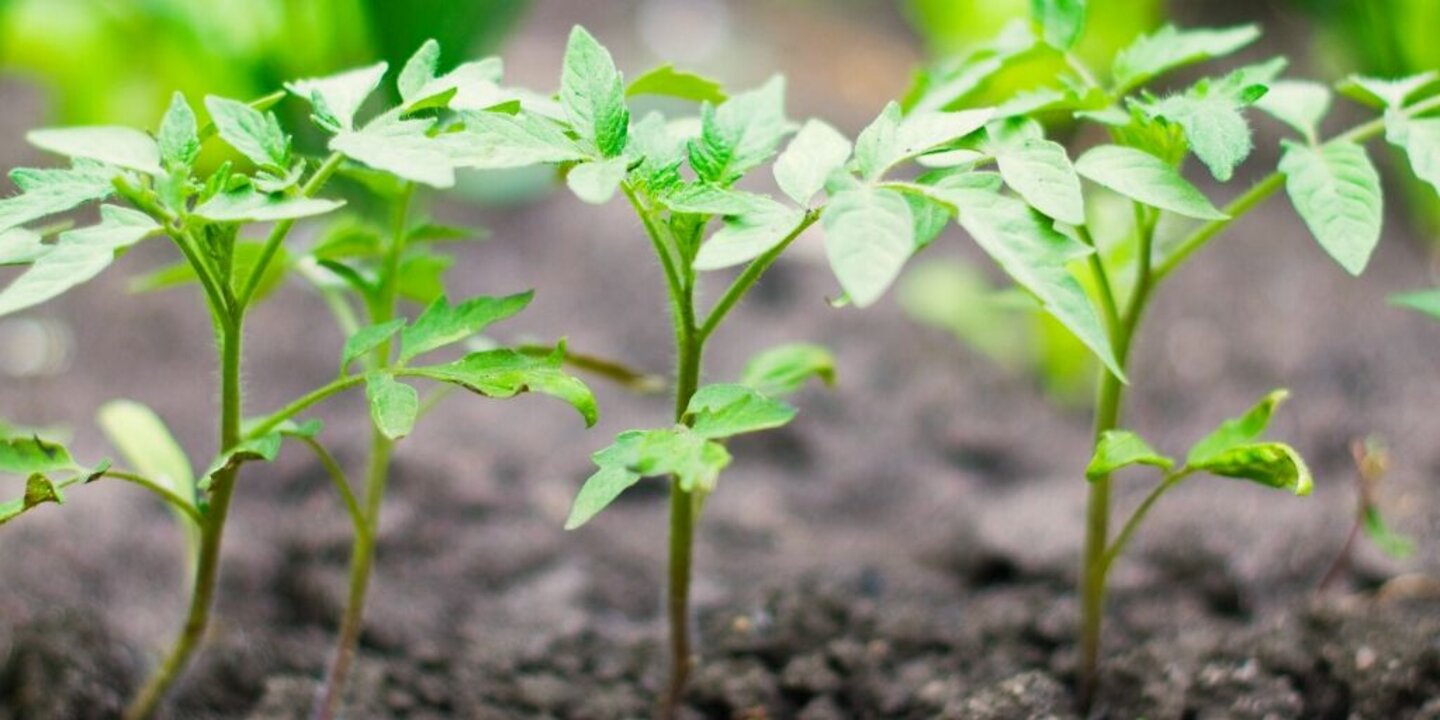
[0, 0, 529, 127]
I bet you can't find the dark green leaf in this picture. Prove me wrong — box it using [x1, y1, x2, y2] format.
[400, 291, 533, 363]
[565, 427, 730, 529]
[685, 384, 796, 439]
[0, 474, 66, 526]
[342, 319, 406, 373]
[627, 64, 727, 104]
[405, 345, 598, 426]
[158, 92, 201, 169]
[1186, 389, 1288, 464]
[1188, 441, 1312, 495]
[205, 96, 290, 168]
[0, 435, 78, 476]
[689, 76, 792, 185]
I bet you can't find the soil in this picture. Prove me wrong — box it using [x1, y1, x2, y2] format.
[3, 2, 1440, 719]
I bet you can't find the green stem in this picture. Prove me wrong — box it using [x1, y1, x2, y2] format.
[100, 470, 204, 526]
[245, 376, 367, 441]
[697, 211, 819, 342]
[663, 321, 702, 720]
[312, 185, 413, 720]
[1101, 470, 1191, 571]
[236, 151, 346, 310]
[125, 315, 244, 720]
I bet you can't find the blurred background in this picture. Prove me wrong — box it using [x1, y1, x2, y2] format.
[0, 1, 1438, 715]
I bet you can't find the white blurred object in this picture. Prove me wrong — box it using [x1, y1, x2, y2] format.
[639, 0, 732, 65]
[0, 317, 73, 378]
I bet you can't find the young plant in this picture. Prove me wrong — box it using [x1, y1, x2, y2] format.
[0, 47, 599, 719]
[851, 1, 1440, 708]
[1318, 437, 1414, 592]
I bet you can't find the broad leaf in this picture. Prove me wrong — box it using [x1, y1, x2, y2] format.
[693, 199, 806, 271]
[1386, 114, 1440, 198]
[566, 156, 629, 204]
[192, 188, 345, 223]
[158, 92, 201, 170]
[287, 61, 389, 132]
[945, 186, 1124, 379]
[396, 40, 508, 111]
[561, 26, 630, 158]
[1112, 24, 1261, 93]
[400, 292, 533, 363]
[342, 319, 406, 372]
[332, 115, 456, 188]
[1075, 145, 1227, 220]
[566, 427, 730, 529]
[1031, 0, 1086, 50]
[97, 400, 197, 515]
[446, 110, 589, 169]
[855, 102, 993, 179]
[27, 126, 163, 176]
[405, 346, 598, 426]
[1278, 140, 1383, 275]
[992, 137, 1085, 225]
[685, 384, 796, 439]
[689, 76, 792, 185]
[0, 162, 117, 234]
[774, 119, 852, 206]
[1188, 441, 1312, 495]
[1186, 389, 1288, 464]
[205, 96, 290, 168]
[821, 185, 915, 307]
[627, 64, 726, 104]
[1144, 94, 1254, 182]
[366, 373, 419, 440]
[740, 343, 836, 396]
[1390, 289, 1440, 320]
[1255, 81, 1332, 143]
[0, 435, 78, 475]
[0, 206, 159, 317]
[1339, 71, 1438, 109]
[1087, 429, 1173, 480]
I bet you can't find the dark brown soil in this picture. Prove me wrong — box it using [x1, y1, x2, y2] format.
[3, 2, 1440, 719]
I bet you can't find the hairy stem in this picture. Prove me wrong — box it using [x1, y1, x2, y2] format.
[312, 185, 413, 720]
[125, 315, 243, 720]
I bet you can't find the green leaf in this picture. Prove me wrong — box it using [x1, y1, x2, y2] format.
[689, 76, 792, 185]
[158, 92, 201, 170]
[944, 186, 1124, 379]
[287, 61, 389, 132]
[0, 206, 160, 317]
[561, 26, 630, 158]
[1339, 71, 1438, 109]
[0, 229, 49, 266]
[200, 420, 323, 490]
[1143, 94, 1254, 182]
[0, 162, 116, 234]
[342, 319, 405, 372]
[740, 343, 836, 396]
[627, 64, 727, 104]
[566, 156, 629, 204]
[1187, 389, 1288, 464]
[27, 126, 163, 176]
[774, 119, 852, 206]
[0, 474, 66, 526]
[693, 198, 806, 271]
[332, 115, 456, 188]
[400, 291, 533, 364]
[398, 252, 452, 304]
[658, 185, 774, 216]
[1087, 429, 1173, 480]
[565, 427, 730, 529]
[192, 187, 345, 223]
[205, 96, 290, 168]
[0, 435, 78, 475]
[907, 20, 1037, 114]
[855, 102, 993, 180]
[992, 136, 1085, 225]
[1386, 114, 1440, 199]
[1363, 506, 1414, 559]
[1390, 289, 1440, 320]
[396, 40, 508, 111]
[1254, 81, 1332, 143]
[821, 185, 915, 308]
[405, 345, 598, 426]
[366, 373, 419, 440]
[1278, 140, 1383, 276]
[446, 110, 589, 169]
[1188, 442, 1312, 495]
[1031, 0, 1086, 50]
[685, 384, 796, 439]
[1075, 145, 1227, 220]
[96, 400, 196, 514]
[1112, 24, 1261, 93]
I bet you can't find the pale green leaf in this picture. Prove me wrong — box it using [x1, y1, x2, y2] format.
[287, 61, 389, 132]
[397, 40, 508, 111]
[1386, 114, 1440, 198]
[993, 137, 1085, 224]
[566, 156, 629, 204]
[366, 373, 419, 440]
[821, 186, 915, 307]
[1087, 429, 1173, 480]
[685, 384, 797, 439]
[689, 76, 792, 185]
[627, 64, 727, 104]
[1339, 71, 1438, 109]
[96, 400, 196, 513]
[0, 163, 116, 234]
[192, 187, 345, 223]
[332, 115, 456, 188]
[205, 96, 290, 168]
[1075, 145, 1227, 220]
[693, 198, 806, 271]
[1112, 24, 1261, 93]
[1031, 0, 1086, 50]
[561, 26, 630, 158]
[158, 92, 201, 169]
[658, 185, 773, 216]
[400, 292, 533, 363]
[1144, 94, 1253, 181]
[0, 206, 159, 317]
[855, 102, 992, 179]
[27, 126, 162, 176]
[740, 343, 836, 396]
[445, 110, 589, 169]
[1254, 81, 1332, 143]
[774, 119, 852, 206]
[1390, 289, 1440, 320]
[565, 427, 730, 529]
[1278, 140, 1383, 275]
[908, 20, 1037, 114]
[0, 229, 49, 266]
